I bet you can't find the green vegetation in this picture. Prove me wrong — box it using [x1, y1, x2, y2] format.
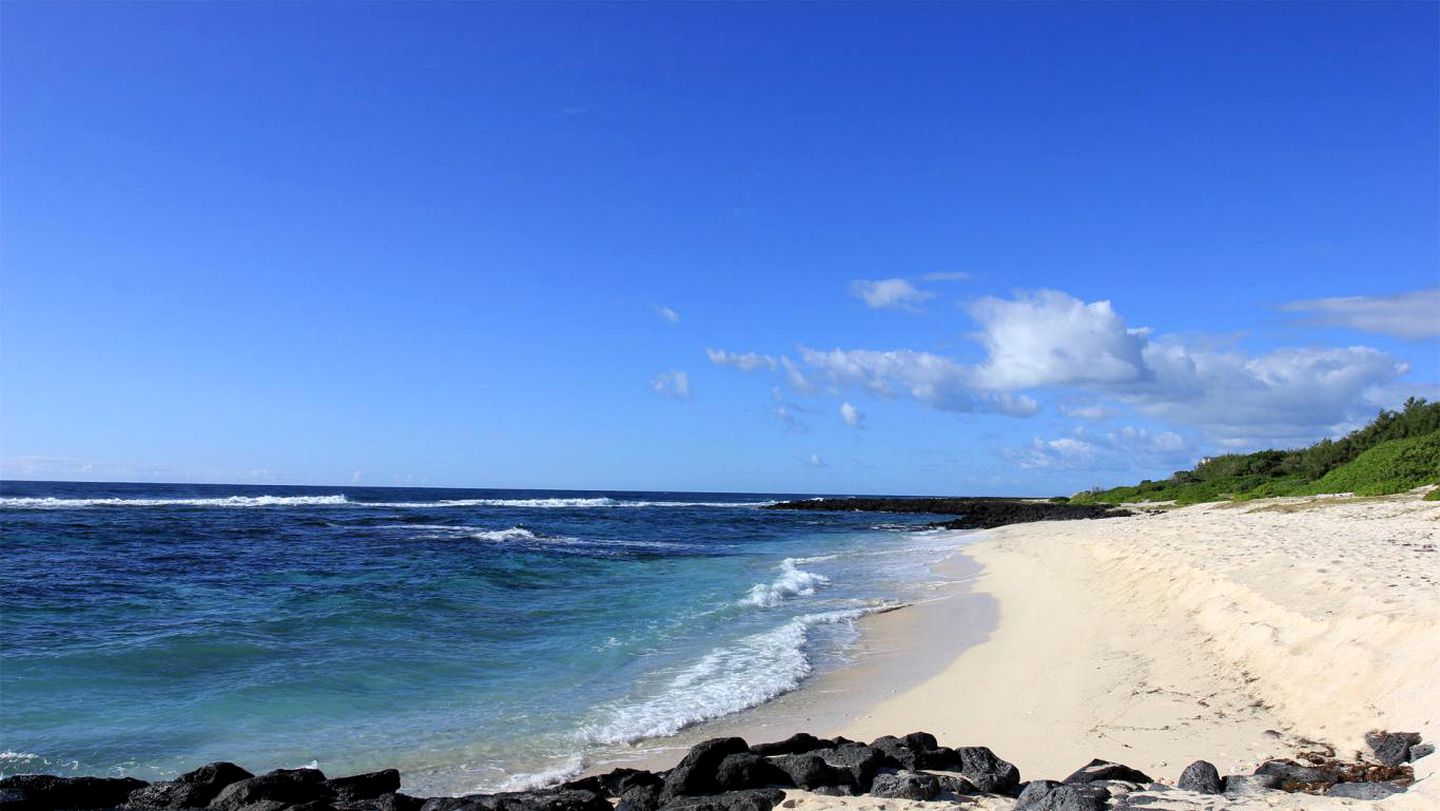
[1071, 397, 1440, 505]
[1425, 488, 1440, 502]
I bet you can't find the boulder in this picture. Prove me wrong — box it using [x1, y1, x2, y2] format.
[1252, 758, 1339, 789]
[1013, 781, 1110, 811]
[933, 775, 978, 797]
[768, 756, 854, 792]
[814, 745, 891, 791]
[1326, 781, 1408, 800]
[1062, 759, 1151, 785]
[867, 771, 939, 801]
[0, 775, 149, 811]
[209, 770, 333, 811]
[129, 765, 254, 809]
[952, 747, 1020, 795]
[327, 772, 401, 803]
[335, 795, 424, 811]
[1221, 774, 1282, 796]
[899, 733, 938, 754]
[1412, 743, 1435, 761]
[866, 737, 917, 770]
[615, 785, 661, 811]
[749, 735, 832, 758]
[711, 756, 792, 792]
[656, 789, 784, 811]
[419, 789, 609, 811]
[661, 739, 750, 800]
[915, 747, 961, 771]
[1176, 761, 1221, 795]
[593, 770, 662, 798]
[1368, 732, 1422, 767]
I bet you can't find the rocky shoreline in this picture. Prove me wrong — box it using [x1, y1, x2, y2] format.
[3, 729, 1429, 811]
[764, 498, 1134, 530]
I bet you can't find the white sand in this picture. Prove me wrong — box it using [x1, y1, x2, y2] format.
[806, 490, 1440, 809]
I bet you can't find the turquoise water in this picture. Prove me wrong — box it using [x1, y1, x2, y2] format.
[0, 482, 971, 794]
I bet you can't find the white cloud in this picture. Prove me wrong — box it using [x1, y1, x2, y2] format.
[805, 453, 829, 468]
[706, 348, 778, 372]
[654, 305, 681, 324]
[651, 370, 691, 399]
[798, 346, 1039, 415]
[922, 271, 972, 282]
[1282, 288, 1440, 340]
[840, 402, 864, 428]
[848, 278, 935, 311]
[1008, 426, 1193, 471]
[708, 288, 1419, 451]
[1059, 404, 1113, 421]
[968, 290, 1147, 390]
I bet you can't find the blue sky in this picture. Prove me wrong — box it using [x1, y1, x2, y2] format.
[3, 1, 1437, 495]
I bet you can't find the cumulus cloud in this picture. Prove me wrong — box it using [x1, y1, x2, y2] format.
[805, 453, 829, 468]
[651, 370, 690, 399]
[654, 305, 680, 324]
[706, 348, 778, 372]
[708, 288, 1418, 450]
[840, 402, 864, 428]
[968, 290, 1148, 390]
[848, 278, 935, 311]
[1008, 426, 1192, 471]
[798, 346, 1040, 416]
[1282, 288, 1440, 340]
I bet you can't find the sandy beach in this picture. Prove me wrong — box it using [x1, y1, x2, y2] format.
[790, 489, 1440, 808]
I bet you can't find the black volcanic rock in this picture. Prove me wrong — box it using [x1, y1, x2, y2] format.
[711, 755, 792, 792]
[419, 790, 609, 811]
[866, 737, 918, 770]
[1326, 781, 1408, 800]
[951, 747, 1020, 795]
[1177, 761, 1222, 795]
[208, 770, 332, 811]
[614, 785, 662, 811]
[813, 744, 894, 790]
[0, 775, 148, 811]
[1367, 732, 1422, 767]
[1062, 759, 1151, 785]
[326, 772, 400, 803]
[660, 739, 751, 800]
[769, 755, 854, 792]
[1014, 781, 1110, 811]
[764, 498, 1131, 530]
[128, 764, 254, 809]
[656, 789, 784, 811]
[868, 771, 939, 801]
[336, 795, 424, 811]
[749, 735, 832, 758]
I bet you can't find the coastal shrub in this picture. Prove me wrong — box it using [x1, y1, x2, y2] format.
[1069, 398, 1440, 504]
[1300, 433, 1440, 496]
[1424, 488, 1440, 502]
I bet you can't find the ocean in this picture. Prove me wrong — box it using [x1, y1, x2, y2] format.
[0, 481, 974, 795]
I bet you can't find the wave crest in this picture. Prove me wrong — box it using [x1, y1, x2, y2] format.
[739, 558, 830, 608]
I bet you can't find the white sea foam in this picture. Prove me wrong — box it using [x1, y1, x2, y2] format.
[489, 755, 585, 792]
[0, 495, 774, 510]
[738, 558, 830, 608]
[580, 608, 870, 744]
[0, 495, 351, 509]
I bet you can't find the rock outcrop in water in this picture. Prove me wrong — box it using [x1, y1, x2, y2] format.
[764, 498, 1133, 530]
[0, 729, 1427, 811]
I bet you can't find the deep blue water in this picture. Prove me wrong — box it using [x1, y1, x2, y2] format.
[0, 481, 970, 794]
